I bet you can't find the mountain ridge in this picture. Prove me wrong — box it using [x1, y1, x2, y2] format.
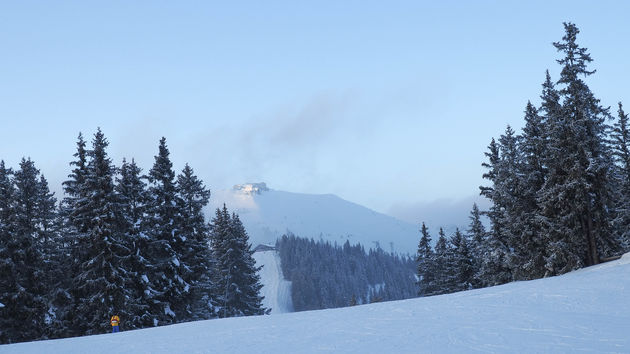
[208, 183, 420, 254]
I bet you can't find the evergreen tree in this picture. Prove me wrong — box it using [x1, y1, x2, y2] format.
[431, 228, 453, 295]
[450, 228, 474, 292]
[514, 102, 548, 279]
[72, 129, 136, 335]
[478, 138, 512, 286]
[210, 205, 268, 317]
[35, 174, 63, 339]
[416, 222, 435, 296]
[36, 175, 58, 258]
[115, 158, 153, 329]
[144, 137, 188, 325]
[539, 23, 619, 274]
[176, 163, 215, 320]
[52, 132, 90, 338]
[610, 103, 630, 251]
[0, 159, 49, 343]
[0, 161, 16, 343]
[466, 203, 485, 288]
[62, 133, 89, 233]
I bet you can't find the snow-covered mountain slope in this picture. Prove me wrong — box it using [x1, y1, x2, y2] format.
[253, 249, 293, 314]
[6, 253, 630, 353]
[209, 183, 420, 254]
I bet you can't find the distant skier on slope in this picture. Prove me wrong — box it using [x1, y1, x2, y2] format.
[110, 315, 120, 333]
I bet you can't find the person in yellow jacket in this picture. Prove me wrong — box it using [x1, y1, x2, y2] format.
[110, 315, 120, 333]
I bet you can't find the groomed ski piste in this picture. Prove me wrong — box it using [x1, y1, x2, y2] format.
[253, 249, 294, 314]
[4, 253, 629, 353]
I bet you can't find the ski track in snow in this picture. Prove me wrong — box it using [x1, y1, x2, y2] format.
[4, 254, 630, 353]
[253, 250, 293, 314]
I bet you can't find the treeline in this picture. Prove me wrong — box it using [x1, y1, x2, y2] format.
[417, 23, 630, 296]
[277, 234, 417, 311]
[0, 130, 267, 344]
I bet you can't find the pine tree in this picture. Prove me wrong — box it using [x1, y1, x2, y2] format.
[144, 137, 188, 325]
[431, 228, 453, 295]
[0, 159, 49, 343]
[416, 222, 435, 296]
[62, 133, 89, 233]
[52, 132, 90, 338]
[610, 103, 630, 251]
[478, 137, 513, 286]
[115, 158, 153, 329]
[466, 203, 485, 288]
[72, 129, 136, 335]
[175, 163, 215, 320]
[0, 161, 16, 343]
[210, 205, 268, 317]
[539, 23, 619, 274]
[35, 174, 63, 339]
[514, 102, 548, 280]
[450, 228, 474, 292]
[36, 175, 58, 258]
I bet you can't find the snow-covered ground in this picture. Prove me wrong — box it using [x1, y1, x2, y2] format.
[5, 253, 630, 353]
[253, 250, 293, 314]
[210, 183, 420, 254]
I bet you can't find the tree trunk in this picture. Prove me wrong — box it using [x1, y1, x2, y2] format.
[584, 210, 599, 266]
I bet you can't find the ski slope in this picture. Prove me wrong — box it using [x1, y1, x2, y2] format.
[253, 249, 293, 314]
[5, 253, 630, 353]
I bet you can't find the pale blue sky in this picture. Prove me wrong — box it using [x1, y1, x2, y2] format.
[1, 1, 629, 222]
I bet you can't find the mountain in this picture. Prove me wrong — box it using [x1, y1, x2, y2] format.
[6, 253, 629, 353]
[208, 183, 420, 255]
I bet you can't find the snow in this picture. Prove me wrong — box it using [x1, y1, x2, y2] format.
[253, 250, 293, 314]
[210, 183, 420, 254]
[0, 302, 4, 308]
[4, 253, 630, 353]
[164, 305, 175, 318]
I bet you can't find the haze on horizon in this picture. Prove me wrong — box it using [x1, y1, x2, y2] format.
[1, 1, 629, 225]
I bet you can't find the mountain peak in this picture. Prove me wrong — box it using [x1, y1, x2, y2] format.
[233, 182, 270, 195]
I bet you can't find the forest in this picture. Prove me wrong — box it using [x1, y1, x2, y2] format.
[276, 234, 417, 311]
[417, 23, 630, 296]
[0, 132, 267, 344]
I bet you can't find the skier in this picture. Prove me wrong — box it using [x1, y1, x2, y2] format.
[110, 315, 120, 333]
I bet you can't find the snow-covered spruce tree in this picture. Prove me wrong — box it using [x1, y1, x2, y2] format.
[210, 205, 268, 317]
[143, 137, 189, 325]
[33, 173, 62, 340]
[610, 103, 630, 251]
[449, 228, 474, 292]
[62, 133, 90, 234]
[430, 228, 453, 295]
[512, 102, 548, 280]
[72, 129, 137, 335]
[50, 132, 90, 338]
[0, 159, 49, 343]
[538, 23, 619, 275]
[36, 175, 59, 262]
[496, 125, 523, 273]
[0, 161, 17, 343]
[466, 203, 485, 289]
[416, 222, 435, 296]
[478, 138, 512, 287]
[175, 163, 215, 320]
[115, 158, 153, 329]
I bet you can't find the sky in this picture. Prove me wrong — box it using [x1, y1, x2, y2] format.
[1, 1, 629, 222]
